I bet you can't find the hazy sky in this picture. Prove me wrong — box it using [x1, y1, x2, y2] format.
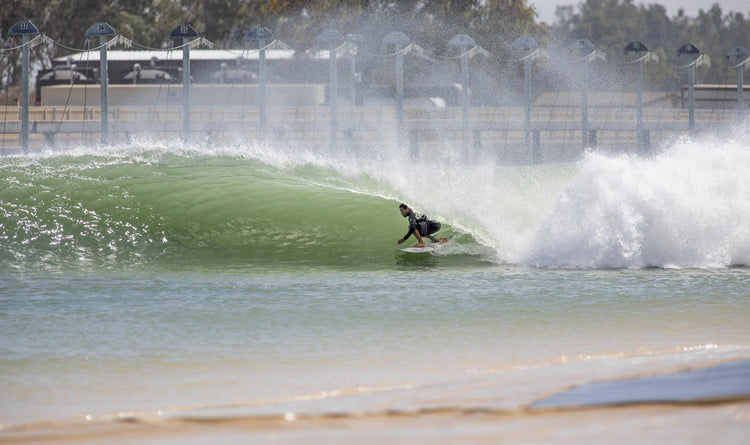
[530, 0, 750, 24]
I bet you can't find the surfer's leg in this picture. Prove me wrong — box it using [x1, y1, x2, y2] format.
[428, 222, 442, 242]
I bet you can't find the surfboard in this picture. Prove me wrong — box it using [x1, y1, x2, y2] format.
[399, 239, 447, 253]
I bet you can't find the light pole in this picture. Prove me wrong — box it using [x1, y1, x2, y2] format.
[246, 26, 274, 140]
[675, 43, 710, 134]
[169, 25, 200, 142]
[511, 36, 541, 163]
[346, 34, 364, 106]
[8, 20, 39, 153]
[568, 39, 604, 148]
[382, 32, 411, 152]
[725, 46, 748, 121]
[316, 29, 346, 148]
[624, 41, 658, 153]
[447, 34, 486, 161]
[85, 23, 116, 145]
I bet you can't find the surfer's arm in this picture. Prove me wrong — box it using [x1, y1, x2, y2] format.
[412, 231, 426, 247]
[398, 211, 420, 245]
[400, 224, 426, 246]
[398, 229, 412, 244]
[401, 218, 419, 240]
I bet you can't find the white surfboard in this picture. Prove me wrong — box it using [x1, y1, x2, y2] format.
[399, 241, 444, 253]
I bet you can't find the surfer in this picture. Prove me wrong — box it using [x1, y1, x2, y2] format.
[397, 203, 442, 248]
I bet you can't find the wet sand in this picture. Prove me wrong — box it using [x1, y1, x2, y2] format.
[2, 402, 749, 444]
[3, 359, 749, 444]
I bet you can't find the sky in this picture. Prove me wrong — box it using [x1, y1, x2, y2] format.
[529, 0, 750, 24]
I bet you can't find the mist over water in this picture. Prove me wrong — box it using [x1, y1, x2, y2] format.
[522, 124, 750, 268]
[1, 119, 749, 271]
[248, 118, 750, 270]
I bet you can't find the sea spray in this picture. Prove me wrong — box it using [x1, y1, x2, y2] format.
[523, 129, 750, 268]
[221, 138, 577, 263]
[3, 123, 749, 270]
[252, 118, 750, 269]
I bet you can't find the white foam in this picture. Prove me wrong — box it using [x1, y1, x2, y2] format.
[222, 123, 750, 269]
[19, 120, 750, 269]
[523, 125, 750, 268]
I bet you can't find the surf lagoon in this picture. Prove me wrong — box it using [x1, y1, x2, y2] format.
[1, 120, 749, 443]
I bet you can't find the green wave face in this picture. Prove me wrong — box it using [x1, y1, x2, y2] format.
[0, 147, 466, 271]
[9, 125, 747, 272]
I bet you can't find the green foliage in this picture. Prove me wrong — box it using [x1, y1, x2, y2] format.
[471, 0, 549, 56]
[2, 0, 541, 55]
[555, 0, 750, 85]
[2, 0, 749, 92]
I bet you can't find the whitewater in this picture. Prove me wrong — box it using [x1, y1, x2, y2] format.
[2, 120, 749, 271]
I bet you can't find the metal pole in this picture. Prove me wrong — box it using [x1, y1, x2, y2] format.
[350, 51, 359, 106]
[99, 35, 110, 145]
[726, 47, 748, 120]
[9, 21, 39, 153]
[688, 64, 695, 133]
[461, 51, 470, 160]
[396, 50, 404, 150]
[636, 58, 643, 148]
[351, 57, 358, 106]
[85, 23, 116, 145]
[246, 27, 273, 140]
[524, 57, 531, 161]
[259, 40, 267, 140]
[329, 44, 338, 147]
[512, 37, 540, 163]
[347, 34, 363, 107]
[738, 60, 745, 120]
[182, 36, 191, 141]
[20, 34, 30, 153]
[675, 44, 705, 134]
[382, 32, 410, 153]
[582, 60, 589, 147]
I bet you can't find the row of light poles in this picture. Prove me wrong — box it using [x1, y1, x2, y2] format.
[5, 20, 749, 157]
[514, 38, 747, 156]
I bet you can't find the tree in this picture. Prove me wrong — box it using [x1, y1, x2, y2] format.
[553, 1, 750, 87]
[472, 0, 548, 56]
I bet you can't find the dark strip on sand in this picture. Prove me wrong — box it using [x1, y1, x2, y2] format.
[531, 358, 750, 410]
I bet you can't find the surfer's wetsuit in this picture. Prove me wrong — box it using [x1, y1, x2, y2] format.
[403, 210, 441, 240]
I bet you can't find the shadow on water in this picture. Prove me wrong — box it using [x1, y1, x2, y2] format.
[393, 252, 493, 270]
[395, 252, 441, 269]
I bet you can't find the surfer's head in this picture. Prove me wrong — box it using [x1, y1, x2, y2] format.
[399, 203, 409, 217]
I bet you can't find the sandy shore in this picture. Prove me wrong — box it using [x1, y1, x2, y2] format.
[3, 401, 749, 444]
[3, 359, 749, 444]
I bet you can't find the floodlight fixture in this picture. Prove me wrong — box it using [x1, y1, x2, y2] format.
[85, 22, 116, 37]
[9, 20, 39, 36]
[170, 24, 199, 39]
